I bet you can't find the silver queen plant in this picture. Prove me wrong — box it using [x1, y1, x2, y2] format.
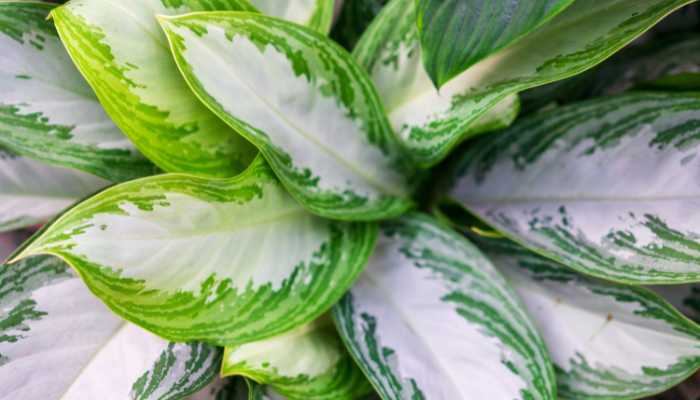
[2, 0, 700, 399]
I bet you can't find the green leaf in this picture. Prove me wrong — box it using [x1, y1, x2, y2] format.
[354, 0, 696, 167]
[330, 0, 388, 50]
[249, 0, 335, 33]
[521, 34, 700, 113]
[416, 0, 574, 88]
[441, 92, 700, 284]
[50, 0, 258, 178]
[160, 12, 416, 221]
[222, 316, 372, 400]
[0, 1, 157, 182]
[11, 157, 377, 346]
[481, 238, 700, 399]
[0, 148, 108, 233]
[333, 213, 555, 400]
[0, 256, 221, 400]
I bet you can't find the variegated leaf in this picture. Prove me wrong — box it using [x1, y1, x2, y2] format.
[355, 0, 696, 167]
[0, 148, 108, 233]
[160, 12, 415, 221]
[416, 0, 574, 88]
[333, 213, 555, 400]
[249, 0, 335, 33]
[522, 34, 700, 113]
[50, 0, 258, 177]
[11, 157, 376, 346]
[481, 238, 700, 399]
[0, 256, 221, 400]
[0, 1, 156, 182]
[222, 316, 372, 400]
[447, 93, 700, 284]
[443, 92, 700, 284]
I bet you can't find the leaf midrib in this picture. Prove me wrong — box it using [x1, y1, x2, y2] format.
[515, 278, 700, 368]
[67, 204, 311, 242]
[58, 320, 129, 400]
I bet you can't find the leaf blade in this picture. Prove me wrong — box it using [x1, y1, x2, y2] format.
[160, 11, 415, 220]
[355, 0, 696, 167]
[333, 214, 555, 400]
[442, 92, 700, 284]
[222, 316, 372, 400]
[0, 1, 157, 182]
[249, 0, 336, 33]
[522, 34, 700, 113]
[12, 158, 377, 346]
[50, 0, 259, 178]
[481, 238, 700, 399]
[416, 0, 574, 88]
[0, 148, 108, 233]
[0, 256, 221, 400]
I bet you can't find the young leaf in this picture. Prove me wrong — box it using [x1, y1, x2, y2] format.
[0, 148, 108, 233]
[416, 0, 574, 88]
[0, 1, 157, 182]
[50, 0, 258, 177]
[481, 238, 700, 399]
[11, 158, 377, 346]
[441, 92, 700, 284]
[249, 0, 335, 33]
[354, 0, 696, 167]
[222, 316, 372, 400]
[160, 12, 415, 221]
[333, 214, 555, 400]
[0, 256, 221, 400]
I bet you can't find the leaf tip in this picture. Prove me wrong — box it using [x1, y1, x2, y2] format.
[423, 59, 449, 90]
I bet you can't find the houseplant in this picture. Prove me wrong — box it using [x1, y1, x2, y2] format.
[2, 0, 700, 398]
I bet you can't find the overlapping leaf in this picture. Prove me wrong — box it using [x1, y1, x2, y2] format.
[333, 214, 554, 400]
[11, 158, 376, 345]
[442, 92, 700, 284]
[0, 256, 221, 400]
[50, 0, 258, 177]
[249, 0, 335, 33]
[222, 316, 371, 400]
[0, 148, 108, 233]
[416, 0, 574, 88]
[160, 12, 415, 220]
[355, 0, 696, 167]
[480, 238, 700, 399]
[0, 1, 156, 182]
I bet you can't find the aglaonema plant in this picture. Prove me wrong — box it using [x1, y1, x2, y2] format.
[2, 0, 700, 399]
